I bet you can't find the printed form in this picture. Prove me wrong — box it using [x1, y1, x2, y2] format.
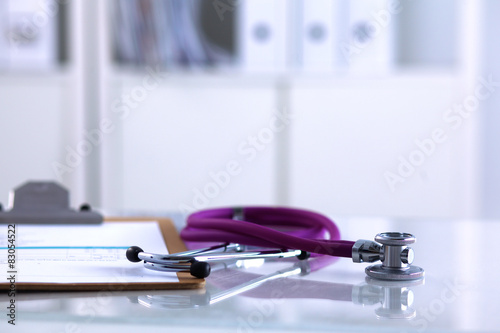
[0, 222, 179, 284]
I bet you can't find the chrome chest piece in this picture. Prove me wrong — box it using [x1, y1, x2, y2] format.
[352, 232, 424, 281]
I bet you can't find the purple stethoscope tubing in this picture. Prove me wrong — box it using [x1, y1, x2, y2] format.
[128, 206, 424, 280]
[180, 207, 355, 258]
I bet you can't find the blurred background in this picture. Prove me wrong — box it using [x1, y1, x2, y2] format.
[0, 0, 499, 220]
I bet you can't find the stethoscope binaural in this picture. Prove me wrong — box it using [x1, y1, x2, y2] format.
[126, 207, 425, 281]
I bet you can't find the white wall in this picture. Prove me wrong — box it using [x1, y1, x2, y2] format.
[0, 74, 73, 207]
[289, 74, 471, 218]
[1, 0, 498, 220]
[101, 75, 281, 213]
[479, 0, 500, 218]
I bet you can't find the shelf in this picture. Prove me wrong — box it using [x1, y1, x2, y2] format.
[0, 67, 73, 86]
[108, 64, 460, 87]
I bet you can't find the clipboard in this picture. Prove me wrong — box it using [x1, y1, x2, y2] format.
[0, 217, 205, 291]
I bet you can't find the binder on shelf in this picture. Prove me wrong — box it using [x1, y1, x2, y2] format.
[237, 0, 288, 72]
[345, 0, 395, 73]
[2, 0, 59, 71]
[297, 0, 347, 72]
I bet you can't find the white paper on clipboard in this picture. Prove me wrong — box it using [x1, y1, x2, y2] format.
[0, 222, 179, 284]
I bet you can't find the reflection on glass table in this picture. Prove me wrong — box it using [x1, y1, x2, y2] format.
[1, 217, 498, 333]
[129, 256, 423, 320]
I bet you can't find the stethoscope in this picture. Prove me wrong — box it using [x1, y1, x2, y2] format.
[126, 207, 425, 281]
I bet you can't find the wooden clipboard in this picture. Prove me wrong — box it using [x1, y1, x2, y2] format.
[0, 217, 205, 291]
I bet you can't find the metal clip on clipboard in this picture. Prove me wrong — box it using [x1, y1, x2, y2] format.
[0, 181, 102, 224]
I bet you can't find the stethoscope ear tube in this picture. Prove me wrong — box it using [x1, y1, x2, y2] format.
[126, 246, 144, 263]
[143, 260, 212, 279]
[126, 244, 310, 279]
[127, 246, 212, 278]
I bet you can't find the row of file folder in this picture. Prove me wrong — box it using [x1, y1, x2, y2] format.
[239, 0, 395, 73]
[0, 0, 395, 73]
[0, 0, 60, 71]
[113, 0, 396, 73]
